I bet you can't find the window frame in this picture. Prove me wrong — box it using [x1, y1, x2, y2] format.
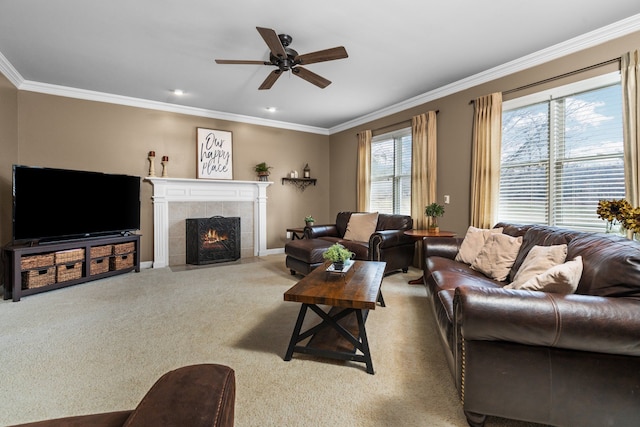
[369, 127, 412, 215]
[499, 71, 624, 231]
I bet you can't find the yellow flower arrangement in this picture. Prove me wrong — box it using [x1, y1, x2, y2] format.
[623, 207, 640, 234]
[596, 199, 631, 223]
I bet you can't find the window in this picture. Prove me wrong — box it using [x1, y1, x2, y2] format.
[498, 72, 624, 232]
[370, 128, 412, 215]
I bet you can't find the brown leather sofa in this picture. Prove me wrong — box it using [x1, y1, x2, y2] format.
[9, 364, 235, 427]
[285, 211, 414, 275]
[423, 223, 640, 427]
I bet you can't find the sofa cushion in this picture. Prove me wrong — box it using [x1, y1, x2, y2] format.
[335, 212, 353, 237]
[343, 212, 379, 242]
[509, 244, 568, 288]
[507, 256, 583, 294]
[455, 226, 504, 265]
[338, 239, 369, 260]
[285, 239, 333, 264]
[508, 225, 582, 282]
[377, 213, 413, 231]
[428, 260, 502, 291]
[568, 233, 640, 298]
[471, 233, 523, 282]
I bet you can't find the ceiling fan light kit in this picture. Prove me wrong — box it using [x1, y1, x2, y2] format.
[215, 26, 348, 90]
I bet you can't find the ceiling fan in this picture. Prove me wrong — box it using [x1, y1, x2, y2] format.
[215, 27, 348, 90]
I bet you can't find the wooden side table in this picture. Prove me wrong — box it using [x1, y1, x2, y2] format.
[286, 227, 306, 240]
[404, 229, 456, 285]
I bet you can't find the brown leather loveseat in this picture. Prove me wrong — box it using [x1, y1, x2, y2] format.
[422, 223, 640, 427]
[285, 211, 414, 275]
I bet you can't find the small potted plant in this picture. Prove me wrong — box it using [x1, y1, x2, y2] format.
[424, 202, 445, 232]
[322, 243, 354, 271]
[254, 162, 272, 181]
[304, 215, 315, 226]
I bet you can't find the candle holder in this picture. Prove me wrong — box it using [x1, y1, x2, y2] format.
[161, 156, 169, 177]
[148, 152, 156, 177]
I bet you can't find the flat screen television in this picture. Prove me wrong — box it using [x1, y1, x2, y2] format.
[12, 165, 141, 244]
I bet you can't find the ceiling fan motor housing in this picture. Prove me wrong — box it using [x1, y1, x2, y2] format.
[270, 46, 299, 71]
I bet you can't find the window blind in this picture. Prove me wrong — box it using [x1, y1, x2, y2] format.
[498, 75, 624, 232]
[370, 128, 412, 215]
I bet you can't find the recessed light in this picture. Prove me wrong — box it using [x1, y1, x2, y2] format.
[266, 107, 277, 112]
[173, 89, 184, 95]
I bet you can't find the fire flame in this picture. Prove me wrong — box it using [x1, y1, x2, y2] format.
[203, 229, 228, 244]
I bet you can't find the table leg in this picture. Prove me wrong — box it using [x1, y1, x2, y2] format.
[284, 303, 309, 361]
[355, 309, 374, 374]
[377, 290, 386, 307]
[408, 276, 424, 285]
[284, 304, 376, 374]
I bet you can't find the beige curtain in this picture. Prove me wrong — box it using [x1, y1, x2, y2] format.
[470, 92, 502, 228]
[356, 130, 372, 212]
[411, 111, 437, 266]
[622, 50, 640, 207]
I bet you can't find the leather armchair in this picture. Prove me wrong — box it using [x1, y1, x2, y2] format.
[9, 364, 235, 427]
[285, 211, 414, 275]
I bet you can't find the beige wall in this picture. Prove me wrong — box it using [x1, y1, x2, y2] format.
[3, 29, 640, 263]
[329, 30, 640, 236]
[7, 91, 330, 262]
[0, 73, 18, 247]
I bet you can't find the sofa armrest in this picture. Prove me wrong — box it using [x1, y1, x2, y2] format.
[454, 286, 640, 357]
[305, 224, 339, 239]
[424, 237, 464, 260]
[7, 411, 133, 427]
[125, 364, 235, 427]
[369, 229, 414, 249]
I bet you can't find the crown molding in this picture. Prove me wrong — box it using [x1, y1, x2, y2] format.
[0, 51, 24, 87]
[328, 13, 640, 134]
[17, 80, 329, 135]
[2, 14, 639, 136]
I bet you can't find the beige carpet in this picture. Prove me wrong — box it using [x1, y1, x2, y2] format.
[0, 255, 546, 426]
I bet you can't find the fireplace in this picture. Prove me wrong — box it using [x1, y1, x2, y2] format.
[186, 216, 241, 265]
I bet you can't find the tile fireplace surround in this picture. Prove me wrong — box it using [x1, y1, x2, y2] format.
[146, 177, 272, 268]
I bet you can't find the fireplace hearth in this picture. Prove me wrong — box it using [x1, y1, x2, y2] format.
[186, 216, 241, 265]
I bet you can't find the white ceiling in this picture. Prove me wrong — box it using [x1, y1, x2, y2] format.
[1, 1, 640, 133]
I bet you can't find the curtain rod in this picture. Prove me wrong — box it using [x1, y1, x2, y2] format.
[372, 110, 440, 133]
[469, 57, 621, 104]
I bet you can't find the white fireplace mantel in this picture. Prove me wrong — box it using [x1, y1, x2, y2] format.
[145, 177, 272, 268]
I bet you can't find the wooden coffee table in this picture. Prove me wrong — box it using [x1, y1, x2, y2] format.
[283, 260, 386, 374]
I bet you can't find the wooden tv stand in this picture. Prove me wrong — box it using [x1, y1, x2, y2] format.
[3, 234, 140, 302]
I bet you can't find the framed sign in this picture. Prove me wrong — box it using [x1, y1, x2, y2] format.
[196, 128, 233, 179]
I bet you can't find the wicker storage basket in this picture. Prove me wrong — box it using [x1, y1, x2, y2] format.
[21, 266, 56, 289]
[90, 257, 110, 276]
[21, 253, 55, 270]
[90, 245, 113, 259]
[113, 242, 135, 255]
[56, 262, 83, 282]
[55, 248, 85, 265]
[110, 254, 133, 271]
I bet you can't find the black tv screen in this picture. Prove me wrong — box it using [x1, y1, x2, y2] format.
[13, 165, 141, 243]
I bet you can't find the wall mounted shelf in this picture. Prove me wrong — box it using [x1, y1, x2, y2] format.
[282, 177, 317, 191]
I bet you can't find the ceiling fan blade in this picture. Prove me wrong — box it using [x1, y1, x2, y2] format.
[215, 59, 269, 65]
[292, 66, 331, 89]
[256, 27, 287, 59]
[295, 46, 348, 65]
[259, 70, 283, 90]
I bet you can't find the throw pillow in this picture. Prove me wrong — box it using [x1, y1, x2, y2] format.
[512, 256, 583, 294]
[471, 233, 523, 282]
[455, 226, 504, 265]
[343, 212, 379, 242]
[507, 244, 568, 288]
